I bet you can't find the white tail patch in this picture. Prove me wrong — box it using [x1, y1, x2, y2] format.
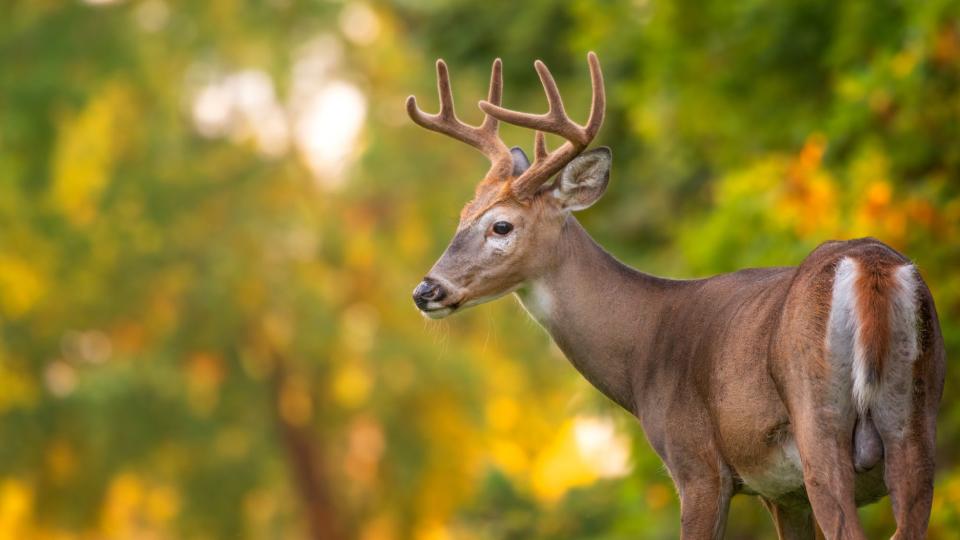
[828, 257, 920, 415]
[890, 264, 921, 365]
[828, 258, 860, 408]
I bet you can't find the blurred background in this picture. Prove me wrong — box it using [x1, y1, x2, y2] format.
[1, 0, 959, 538]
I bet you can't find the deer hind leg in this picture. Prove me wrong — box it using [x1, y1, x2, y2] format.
[676, 474, 734, 540]
[867, 267, 939, 540]
[787, 406, 866, 540]
[760, 499, 817, 540]
[773, 257, 869, 539]
[879, 426, 935, 540]
[664, 435, 734, 540]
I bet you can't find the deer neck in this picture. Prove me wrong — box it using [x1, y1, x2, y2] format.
[516, 216, 665, 412]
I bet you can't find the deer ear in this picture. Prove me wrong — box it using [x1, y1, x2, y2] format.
[553, 147, 611, 211]
[510, 147, 530, 176]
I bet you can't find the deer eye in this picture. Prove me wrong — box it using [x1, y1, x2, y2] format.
[492, 221, 514, 235]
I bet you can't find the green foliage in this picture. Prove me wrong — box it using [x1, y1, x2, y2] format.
[1, 0, 959, 538]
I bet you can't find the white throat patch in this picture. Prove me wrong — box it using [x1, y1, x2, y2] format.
[519, 280, 554, 324]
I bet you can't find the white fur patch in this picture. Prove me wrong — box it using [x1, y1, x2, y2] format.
[518, 280, 554, 323]
[827, 257, 859, 411]
[488, 233, 516, 253]
[891, 265, 920, 363]
[740, 437, 804, 498]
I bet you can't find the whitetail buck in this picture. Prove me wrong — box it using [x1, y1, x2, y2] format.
[407, 52, 945, 539]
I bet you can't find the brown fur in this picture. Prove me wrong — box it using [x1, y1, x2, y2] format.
[460, 175, 523, 222]
[853, 249, 898, 387]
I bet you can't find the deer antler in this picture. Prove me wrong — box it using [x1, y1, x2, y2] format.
[406, 58, 513, 178]
[479, 52, 605, 197]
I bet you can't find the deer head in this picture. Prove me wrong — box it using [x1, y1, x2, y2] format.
[409, 52, 609, 318]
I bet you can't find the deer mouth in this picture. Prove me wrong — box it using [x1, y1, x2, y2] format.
[420, 305, 456, 319]
[419, 297, 462, 319]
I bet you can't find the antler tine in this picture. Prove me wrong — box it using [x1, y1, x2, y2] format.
[435, 59, 455, 119]
[535, 60, 566, 116]
[531, 59, 585, 143]
[534, 131, 548, 161]
[477, 51, 606, 196]
[480, 58, 503, 133]
[406, 58, 509, 168]
[583, 51, 605, 140]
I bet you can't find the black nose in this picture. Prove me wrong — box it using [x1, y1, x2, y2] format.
[413, 279, 446, 309]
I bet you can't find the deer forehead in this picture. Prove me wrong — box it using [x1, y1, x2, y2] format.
[460, 190, 529, 225]
[459, 178, 517, 221]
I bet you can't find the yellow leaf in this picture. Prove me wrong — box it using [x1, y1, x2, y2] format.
[0, 363, 39, 413]
[486, 396, 519, 432]
[50, 82, 134, 226]
[0, 479, 33, 540]
[144, 485, 180, 525]
[100, 473, 144, 537]
[331, 363, 371, 409]
[0, 255, 46, 318]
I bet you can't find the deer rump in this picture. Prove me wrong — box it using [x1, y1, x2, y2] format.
[827, 254, 920, 474]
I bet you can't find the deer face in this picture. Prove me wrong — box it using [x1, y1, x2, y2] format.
[413, 147, 611, 319]
[406, 53, 606, 318]
[412, 197, 547, 318]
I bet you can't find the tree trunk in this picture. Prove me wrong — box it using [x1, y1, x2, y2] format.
[270, 355, 344, 540]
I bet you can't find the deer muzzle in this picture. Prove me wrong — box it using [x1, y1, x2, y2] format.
[412, 278, 455, 317]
